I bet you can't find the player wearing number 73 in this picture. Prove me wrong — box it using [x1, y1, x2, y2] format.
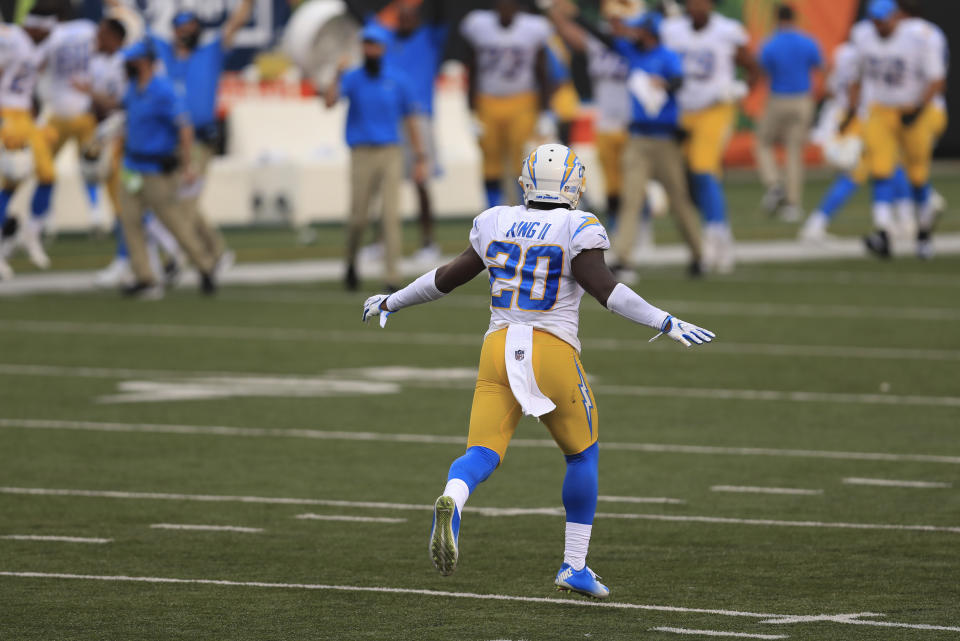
[361, 144, 715, 599]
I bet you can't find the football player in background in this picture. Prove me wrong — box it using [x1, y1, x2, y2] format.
[361, 144, 714, 598]
[661, 0, 759, 273]
[851, 0, 946, 259]
[0, 5, 58, 276]
[461, 0, 556, 207]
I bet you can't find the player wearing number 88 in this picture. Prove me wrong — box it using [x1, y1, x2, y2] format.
[360, 144, 714, 598]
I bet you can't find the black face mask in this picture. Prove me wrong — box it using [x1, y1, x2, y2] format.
[125, 62, 140, 81]
[363, 56, 382, 76]
[178, 30, 201, 50]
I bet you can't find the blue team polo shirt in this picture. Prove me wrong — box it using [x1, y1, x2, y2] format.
[153, 35, 225, 130]
[383, 22, 448, 116]
[613, 40, 684, 137]
[760, 29, 823, 95]
[340, 67, 416, 147]
[123, 75, 190, 173]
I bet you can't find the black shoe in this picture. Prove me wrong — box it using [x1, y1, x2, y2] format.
[863, 229, 891, 259]
[688, 260, 704, 278]
[345, 264, 359, 291]
[917, 229, 934, 260]
[164, 259, 181, 287]
[122, 281, 163, 300]
[200, 272, 217, 296]
[1, 216, 18, 239]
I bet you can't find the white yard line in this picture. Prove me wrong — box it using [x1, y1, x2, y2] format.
[150, 524, 263, 533]
[5, 418, 960, 465]
[0, 535, 111, 544]
[843, 478, 952, 489]
[710, 486, 823, 496]
[1, 571, 958, 633]
[598, 495, 686, 505]
[650, 627, 787, 639]
[295, 513, 407, 524]
[3, 487, 958, 533]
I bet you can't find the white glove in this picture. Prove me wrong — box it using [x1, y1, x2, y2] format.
[536, 111, 558, 139]
[649, 315, 715, 347]
[361, 294, 392, 328]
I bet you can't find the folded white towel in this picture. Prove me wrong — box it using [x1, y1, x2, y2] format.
[504, 324, 557, 418]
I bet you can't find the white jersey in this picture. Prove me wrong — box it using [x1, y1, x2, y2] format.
[469, 205, 611, 352]
[43, 20, 96, 117]
[586, 35, 630, 132]
[460, 10, 552, 97]
[661, 13, 748, 112]
[90, 51, 126, 103]
[851, 19, 945, 109]
[0, 24, 46, 111]
[902, 16, 948, 109]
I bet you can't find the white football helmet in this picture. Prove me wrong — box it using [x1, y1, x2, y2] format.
[518, 144, 586, 209]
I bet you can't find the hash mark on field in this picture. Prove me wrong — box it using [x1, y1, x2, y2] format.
[0, 535, 111, 544]
[710, 486, 823, 496]
[5, 487, 960, 533]
[295, 513, 407, 524]
[6, 418, 960, 466]
[2, 572, 959, 633]
[598, 495, 686, 505]
[150, 524, 264, 533]
[650, 627, 787, 639]
[843, 477, 952, 489]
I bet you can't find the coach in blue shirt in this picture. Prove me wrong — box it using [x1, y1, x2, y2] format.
[149, 1, 253, 267]
[325, 23, 427, 292]
[609, 12, 703, 277]
[118, 41, 217, 298]
[756, 4, 823, 220]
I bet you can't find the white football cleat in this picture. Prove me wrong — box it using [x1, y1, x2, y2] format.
[21, 223, 50, 270]
[95, 257, 134, 289]
[0, 255, 13, 280]
[412, 243, 441, 265]
[555, 564, 609, 599]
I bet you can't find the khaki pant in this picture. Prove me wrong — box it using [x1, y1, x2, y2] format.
[118, 171, 216, 284]
[348, 145, 403, 285]
[181, 142, 227, 259]
[755, 95, 814, 207]
[614, 135, 702, 265]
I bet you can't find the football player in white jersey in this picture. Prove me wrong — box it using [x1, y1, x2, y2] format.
[361, 144, 715, 598]
[0, 8, 57, 276]
[461, 0, 556, 207]
[661, 0, 759, 273]
[850, 0, 946, 258]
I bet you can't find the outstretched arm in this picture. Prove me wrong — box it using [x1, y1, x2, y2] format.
[362, 247, 486, 325]
[223, 0, 255, 50]
[571, 249, 715, 347]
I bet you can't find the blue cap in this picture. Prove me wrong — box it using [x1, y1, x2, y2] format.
[361, 22, 392, 46]
[867, 0, 897, 20]
[122, 40, 153, 62]
[625, 11, 663, 38]
[172, 10, 199, 28]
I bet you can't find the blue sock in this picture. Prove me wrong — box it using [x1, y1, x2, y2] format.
[114, 220, 128, 259]
[912, 183, 931, 207]
[818, 174, 859, 220]
[86, 182, 99, 206]
[562, 442, 599, 525]
[873, 176, 896, 204]
[446, 446, 500, 539]
[892, 167, 911, 202]
[31, 184, 53, 220]
[691, 173, 727, 224]
[484, 180, 502, 209]
[0, 188, 13, 226]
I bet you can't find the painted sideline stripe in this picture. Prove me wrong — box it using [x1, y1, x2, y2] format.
[0, 535, 111, 544]
[5, 418, 960, 465]
[598, 495, 686, 505]
[4, 487, 959, 534]
[295, 513, 407, 524]
[150, 524, 263, 533]
[710, 486, 823, 496]
[1, 571, 958, 633]
[650, 627, 787, 639]
[843, 478, 952, 489]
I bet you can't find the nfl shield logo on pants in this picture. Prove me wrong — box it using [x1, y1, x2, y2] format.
[515, 349, 525, 361]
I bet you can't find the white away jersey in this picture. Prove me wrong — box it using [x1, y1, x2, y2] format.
[661, 13, 748, 112]
[851, 19, 945, 109]
[0, 24, 46, 111]
[469, 205, 611, 352]
[43, 20, 96, 117]
[460, 10, 552, 97]
[586, 34, 630, 132]
[90, 51, 126, 103]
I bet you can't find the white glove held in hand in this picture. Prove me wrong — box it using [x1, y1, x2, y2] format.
[650, 315, 715, 347]
[361, 294, 392, 328]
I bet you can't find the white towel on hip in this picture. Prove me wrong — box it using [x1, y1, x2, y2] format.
[504, 324, 557, 418]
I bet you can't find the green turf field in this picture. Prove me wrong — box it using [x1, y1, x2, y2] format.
[1, 249, 959, 640]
